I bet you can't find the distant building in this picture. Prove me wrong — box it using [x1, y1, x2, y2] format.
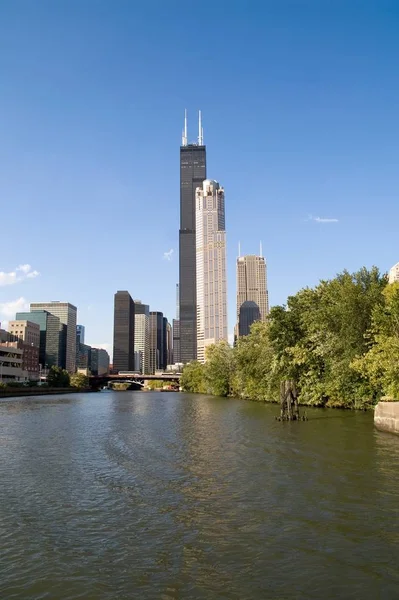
[77, 343, 91, 370]
[166, 320, 173, 366]
[196, 179, 228, 363]
[8, 320, 40, 380]
[76, 324, 85, 346]
[134, 301, 150, 374]
[91, 348, 110, 376]
[149, 311, 164, 374]
[30, 302, 77, 373]
[16, 311, 62, 368]
[172, 319, 181, 364]
[236, 254, 269, 339]
[238, 301, 261, 337]
[113, 291, 135, 373]
[388, 262, 399, 284]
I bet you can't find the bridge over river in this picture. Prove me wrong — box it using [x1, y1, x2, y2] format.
[89, 373, 181, 389]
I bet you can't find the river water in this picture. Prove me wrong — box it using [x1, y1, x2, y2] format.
[0, 391, 398, 599]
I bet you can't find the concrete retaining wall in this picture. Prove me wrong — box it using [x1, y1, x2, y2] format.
[374, 401, 399, 435]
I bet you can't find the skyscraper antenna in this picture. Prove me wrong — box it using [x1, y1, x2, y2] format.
[238, 241, 241, 257]
[198, 110, 203, 145]
[182, 109, 188, 146]
[260, 241, 263, 257]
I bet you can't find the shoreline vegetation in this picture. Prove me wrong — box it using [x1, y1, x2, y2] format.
[181, 267, 399, 410]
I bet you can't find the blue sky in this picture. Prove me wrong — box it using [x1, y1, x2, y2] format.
[1, 1, 399, 356]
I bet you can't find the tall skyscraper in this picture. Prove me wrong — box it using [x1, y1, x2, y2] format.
[134, 300, 150, 374]
[30, 302, 77, 372]
[179, 110, 207, 363]
[173, 283, 181, 364]
[196, 179, 228, 363]
[113, 291, 135, 373]
[238, 301, 261, 337]
[236, 254, 269, 338]
[149, 311, 164, 374]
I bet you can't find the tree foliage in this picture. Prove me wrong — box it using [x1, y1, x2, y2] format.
[47, 366, 70, 388]
[70, 372, 89, 388]
[181, 267, 394, 408]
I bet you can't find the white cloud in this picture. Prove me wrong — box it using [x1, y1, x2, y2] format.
[0, 297, 29, 324]
[306, 214, 339, 224]
[163, 249, 174, 261]
[0, 264, 40, 286]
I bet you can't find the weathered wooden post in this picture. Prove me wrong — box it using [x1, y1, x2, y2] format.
[278, 380, 304, 421]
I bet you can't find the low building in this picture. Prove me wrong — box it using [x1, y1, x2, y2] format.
[8, 320, 40, 380]
[0, 342, 27, 382]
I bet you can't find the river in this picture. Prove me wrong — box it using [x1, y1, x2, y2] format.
[0, 391, 398, 599]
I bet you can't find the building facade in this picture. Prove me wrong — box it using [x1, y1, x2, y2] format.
[113, 291, 135, 373]
[236, 255, 269, 338]
[196, 179, 228, 363]
[8, 320, 40, 380]
[16, 310, 62, 368]
[0, 342, 25, 382]
[179, 111, 207, 363]
[388, 262, 399, 284]
[30, 302, 77, 372]
[76, 325, 85, 345]
[149, 311, 164, 374]
[134, 301, 150, 374]
[238, 301, 261, 337]
[91, 348, 110, 376]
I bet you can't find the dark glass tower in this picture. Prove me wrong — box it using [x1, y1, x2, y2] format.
[179, 111, 206, 363]
[113, 291, 135, 373]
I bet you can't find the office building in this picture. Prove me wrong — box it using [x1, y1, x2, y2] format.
[16, 310, 62, 368]
[236, 254, 269, 338]
[76, 325, 85, 345]
[30, 302, 77, 372]
[77, 343, 91, 371]
[388, 262, 399, 284]
[91, 348, 110, 376]
[149, 311, 164, 373]
[173, 284, 180, 363]
[113, 291, 135, 373]
[0, 342, 25, 382]
[179, 110, 207, 363]
[134, 300, 150, 374]
[196, 179, 228, 363]
[166, 320, 173, 366]
[8, 320, 40, 380]
[238, 301, 261, 337]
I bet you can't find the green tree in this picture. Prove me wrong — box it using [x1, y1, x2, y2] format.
[47, 366, 70, 388]
[205, 341, 234, 397]
[70, 372, 89, 388]
[180, 361, 206, 393]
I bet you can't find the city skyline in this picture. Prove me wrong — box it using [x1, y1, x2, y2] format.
[2, 3, 399, 355]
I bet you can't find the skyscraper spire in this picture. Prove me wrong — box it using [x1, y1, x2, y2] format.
[238, 241, 241, 257]
[260, 241, 263, 257]
[198, 110, 203, 145]
[182, 109, 188, 146]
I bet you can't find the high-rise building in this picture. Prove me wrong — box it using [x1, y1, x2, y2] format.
[166, 320, 173, 366]
[76, 325, 85, 345]
[236, 254, 269, 338]
[179, 110, 207, 363]
[8, 320, 40, 380]
[173, 283, 181, 363]
[149, 311, 164, 374]
[388, 262, 399, 284]
[113, 291, 135, 373]
[16, 310, 62, 368]
[238, 301, 261, 337]
[134, 300, 150, 374]
[30, 302, 77, 372]
[196, 179, 228, 363]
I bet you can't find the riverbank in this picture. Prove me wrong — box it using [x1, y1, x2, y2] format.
[0, 387, 96, 399]
[374, 401, 399, 435]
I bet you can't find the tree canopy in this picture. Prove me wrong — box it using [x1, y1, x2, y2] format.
[181, 267, 394, 409]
